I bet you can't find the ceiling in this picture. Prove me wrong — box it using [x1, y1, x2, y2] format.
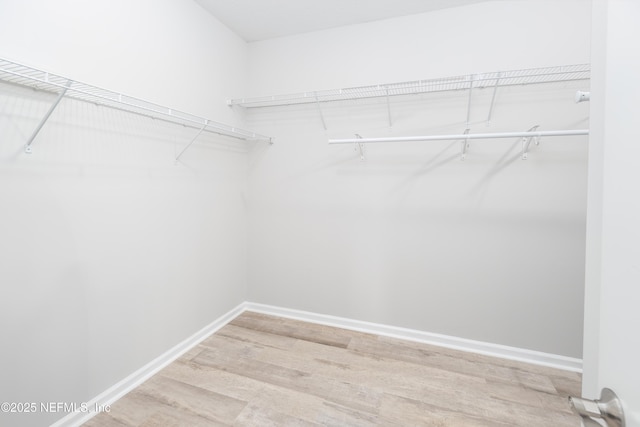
[194, 0, 491, 42]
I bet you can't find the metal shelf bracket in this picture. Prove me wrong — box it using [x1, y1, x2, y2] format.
[315, 92, 327, 130]
[486, 72, 502, 126]
[355, 134, 365, 161]
[24, 80, 72, 153]
[460, 128, 471, 160]
[385, 88, 392, 127]
[521, 125, 541, 160]
[466, 75, 475, 126]
[175, 120, 208, 164]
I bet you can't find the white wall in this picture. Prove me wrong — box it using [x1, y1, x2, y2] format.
[246, 1, 591, 97]
[584, 1, 640, 423]
[0, 1, 249, 426]
[245, 0, 591, 358]
[0, 0, 246, 122]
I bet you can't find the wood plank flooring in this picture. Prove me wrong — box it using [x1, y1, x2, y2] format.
[84, 312, 582, 426]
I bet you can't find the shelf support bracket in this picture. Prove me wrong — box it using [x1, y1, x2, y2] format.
[460, 128, 471, 161]
[355, 134, 365, 161]
[486, 73, 502, 126]
[385, 88, 393, 127]
[521, 125, 540, 160]
[175, 120, 208, 164]
[315, 93, 327, 130]
[466, 75, 474, 127]
[25, 80, 72, 153]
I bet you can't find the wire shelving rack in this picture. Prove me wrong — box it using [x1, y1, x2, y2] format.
[0, 57, 272, 155]
[227, 64, 590, 108]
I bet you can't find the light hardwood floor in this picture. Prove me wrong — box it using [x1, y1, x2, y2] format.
[85, 312, 582, 426]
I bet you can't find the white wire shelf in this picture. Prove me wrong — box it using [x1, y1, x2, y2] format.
[228, 64, 590, 108]
[0, 57, 272, 143]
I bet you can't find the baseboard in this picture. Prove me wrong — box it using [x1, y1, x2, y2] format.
[53, 300, 581, 426]
[243, 302, 583, 373]
[50, 302, 248, 427]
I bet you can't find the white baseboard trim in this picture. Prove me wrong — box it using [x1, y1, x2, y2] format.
[243, 302, 583, 373]
[50, 302, 248, 427]
[52, 300, 581, 426]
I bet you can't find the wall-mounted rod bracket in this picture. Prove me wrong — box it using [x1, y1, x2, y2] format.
[486, 73, 502, 126]
[175, 120, 208, 164]
[521, 125, 540, 160]
[315, 92, 327, 130]
[24, 80, 72, 154]
[460, 128, 471, 161]
[355, 134, 365, 161]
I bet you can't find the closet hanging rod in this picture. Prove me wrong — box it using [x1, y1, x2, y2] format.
[228, 64, 590, 108]
[328, 129, 589, 145]
[0, 57, 272, 143]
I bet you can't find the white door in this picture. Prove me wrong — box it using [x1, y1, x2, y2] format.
[583, 0, 640, 425]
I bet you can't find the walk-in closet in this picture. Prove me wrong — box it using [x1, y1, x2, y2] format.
[1, 1, 638, 426]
